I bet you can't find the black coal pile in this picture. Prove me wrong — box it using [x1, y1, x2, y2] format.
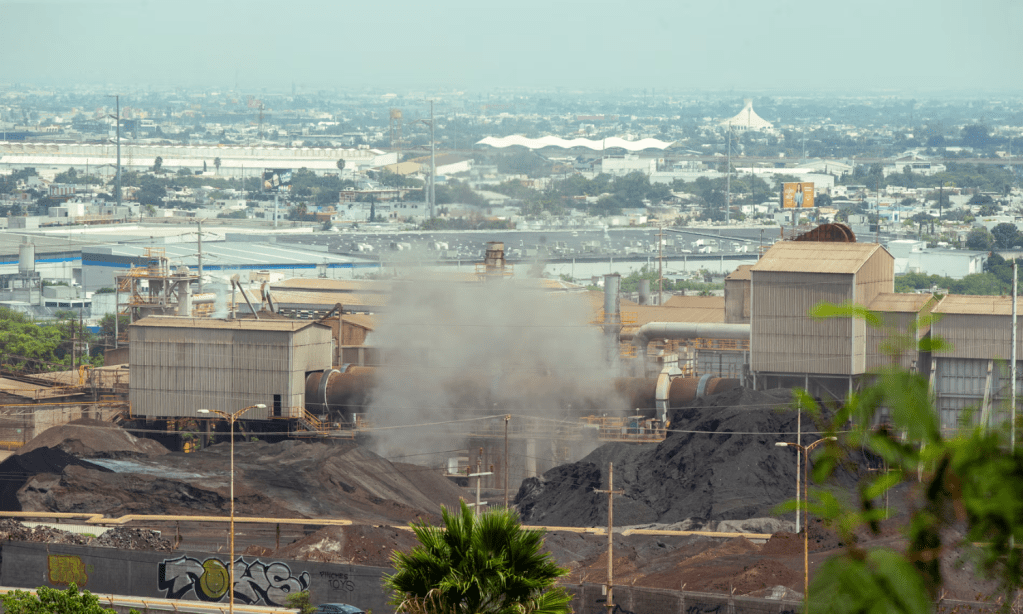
[0, 446, 110, 511]
[516, 387, 856, 527]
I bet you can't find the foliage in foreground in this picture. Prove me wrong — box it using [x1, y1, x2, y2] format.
[385, 501, 571, 614]
[0, 584, 132, 614]
[801, 302, 1023, 613]
[285, 590, 317, 614]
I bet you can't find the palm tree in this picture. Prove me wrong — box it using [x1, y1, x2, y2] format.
[386, 501, 571, 614]
[214, 157, 222, 175]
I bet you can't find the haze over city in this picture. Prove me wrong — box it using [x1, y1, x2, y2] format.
[3, 0, 1021, 92]
[2, 1, 1023, 613]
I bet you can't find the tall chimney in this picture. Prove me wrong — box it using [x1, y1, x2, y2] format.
[638, 279, 650, 305]
[603, 274, 621, 366]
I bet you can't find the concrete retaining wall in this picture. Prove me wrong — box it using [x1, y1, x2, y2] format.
[0, 541, 391, 613]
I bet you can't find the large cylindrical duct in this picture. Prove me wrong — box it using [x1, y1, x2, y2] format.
[18, 237, 35, 275]
[603, 274, 620, 320]
[304, 368, 741, 423]
[631, 322, 751, 375]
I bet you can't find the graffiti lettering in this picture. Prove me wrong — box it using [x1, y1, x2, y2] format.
[48, 554, 88, 586]
[158, 556, 310, 607]
[319, 571, 355, 593]
[685, 605, 723, 614]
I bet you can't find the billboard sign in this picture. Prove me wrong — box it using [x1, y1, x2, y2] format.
[262, 169, 293, 192]
[782, 182, 814, 208]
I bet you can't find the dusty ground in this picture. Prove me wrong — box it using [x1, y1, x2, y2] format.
[0, 418, 1007, 604]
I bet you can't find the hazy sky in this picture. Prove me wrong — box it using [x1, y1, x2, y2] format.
[1, 0, 1020, 93]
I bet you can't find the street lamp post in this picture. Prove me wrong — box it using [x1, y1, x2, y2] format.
[106, 95, 121, 210]
[198, 404, 267, 614]
[776, 436, 837, 605]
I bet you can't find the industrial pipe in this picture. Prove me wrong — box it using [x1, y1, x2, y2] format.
[303, 367, 740, 423]
[631, 322, 750, 373]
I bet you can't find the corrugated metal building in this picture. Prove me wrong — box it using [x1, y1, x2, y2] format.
[129, 317, 332, 420]
[751, 242, 894, 395]
[930, 295, 1022, 433]
[724, 265, 752, 324]
[865, 292, 936, 372]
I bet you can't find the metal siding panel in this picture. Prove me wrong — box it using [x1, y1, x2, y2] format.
[751, 271, 854, 375]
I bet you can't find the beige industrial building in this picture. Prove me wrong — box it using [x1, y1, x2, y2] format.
[128, 317, 332, 421]
[750, 242, 894, 396]
[931, 295, 1022, 433]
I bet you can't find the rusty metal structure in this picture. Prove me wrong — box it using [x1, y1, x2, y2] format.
[114, 248, 204, 336]
[792, 222, 856, 243]
[475, 241, 514, 280]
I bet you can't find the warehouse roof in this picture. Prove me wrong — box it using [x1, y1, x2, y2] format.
[273, 278, 392, 293]
[342, 314, 378, 330]
[752, 242, 888, 274]
[0, 232, 106, 258]
[725, 265, 753, 281]
[662, 295, 723, 309]
[868, 292, 934, 313]
[84, 241, 377, 269]
[131, 316, 329, 331]
[932, 294, 1014, 316]
[268, 290, 388, 309]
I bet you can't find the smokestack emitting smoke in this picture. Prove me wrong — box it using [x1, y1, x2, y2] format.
[367, 259, 628, 462]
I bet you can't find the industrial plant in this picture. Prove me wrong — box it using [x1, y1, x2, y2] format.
[0, 228, 1017, 491]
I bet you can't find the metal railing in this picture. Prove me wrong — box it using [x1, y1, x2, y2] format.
[692, 337, 750, 351]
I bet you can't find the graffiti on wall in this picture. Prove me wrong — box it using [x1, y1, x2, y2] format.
[158, 555, 311, 606]
[319, 571, 355, 594]
[48, 554, 93, 587]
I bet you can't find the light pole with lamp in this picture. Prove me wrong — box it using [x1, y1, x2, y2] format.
[776, 436, 837, 604]
[198, 404, 266, 614]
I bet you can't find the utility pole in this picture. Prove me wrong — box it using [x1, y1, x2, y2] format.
[467, 448, 493, 517]
[657, 225, 664, 305]
[875, 180, 881, 245]
[196, 219, 204, 293]
[1013, 259, 1018, 450]
[429, 100, 436, 219]
[107, 95, 121, 209]
[938, 182, 943, 239]
[595, 463, 623, 612]
[725, 126, 731, 224]
[503, 415, 510, 508]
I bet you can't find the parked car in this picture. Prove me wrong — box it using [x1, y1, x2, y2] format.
[314, 604, 365, 614]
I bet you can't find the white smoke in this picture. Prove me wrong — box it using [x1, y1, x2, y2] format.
[366, 250, 628, 465]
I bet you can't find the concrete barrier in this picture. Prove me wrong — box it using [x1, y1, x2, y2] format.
[0, 541, 391, 613]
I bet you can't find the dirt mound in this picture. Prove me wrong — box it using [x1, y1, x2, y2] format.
[93, 527, 174, 551]
[516, 387, 842, 527]
[0, 518, 91, 545]
[275, 524, 420, 566]
[0, 446, 110, 511]
[19, 419, 169, 458]
[15, 440, 466, 526]
[759, 531, 802, 556]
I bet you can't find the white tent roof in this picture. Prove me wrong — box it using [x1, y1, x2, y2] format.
[721, 100, 774, 131]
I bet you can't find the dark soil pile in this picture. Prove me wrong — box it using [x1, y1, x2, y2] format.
[14, 439, 465, 526]
[0, 446, 110, 511]
[516, 387, 855, 527]
[19, 419, 169, 458]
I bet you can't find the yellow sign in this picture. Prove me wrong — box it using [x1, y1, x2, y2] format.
[782, 182, 815, 208]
